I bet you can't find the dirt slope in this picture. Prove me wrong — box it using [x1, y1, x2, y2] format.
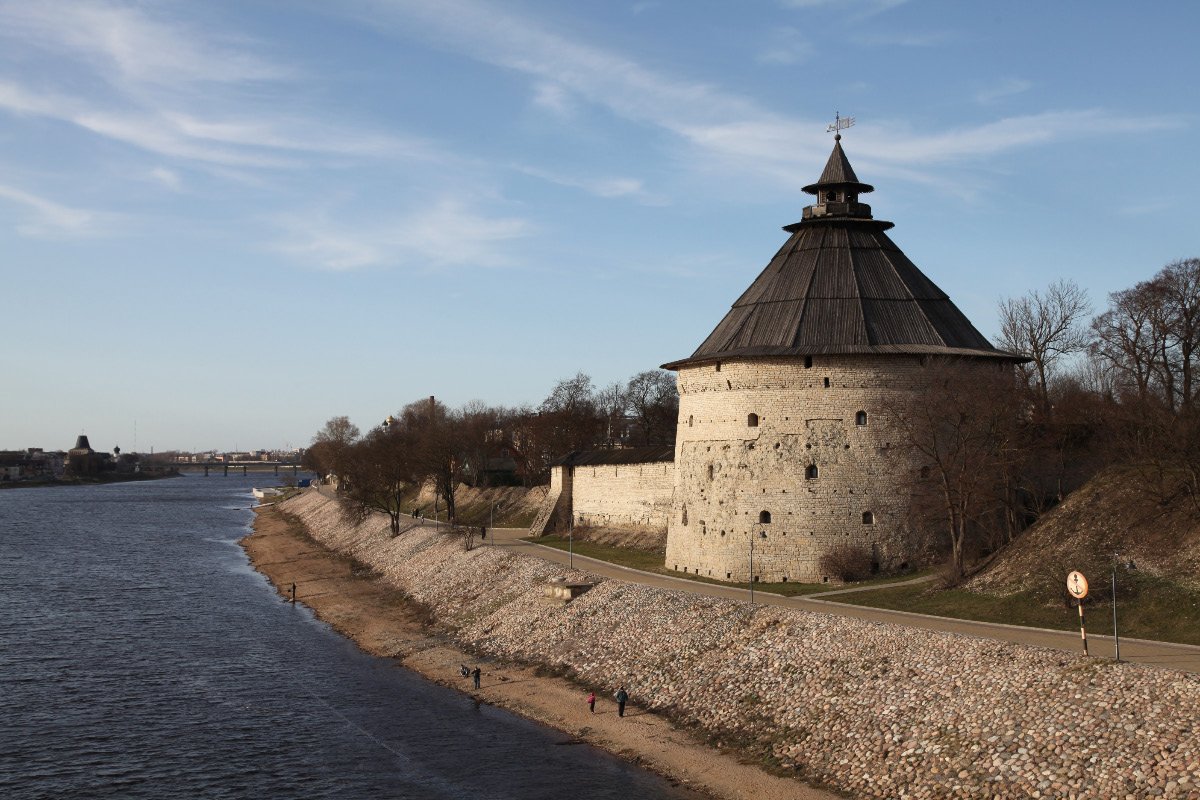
[967, 468, 1200, 598]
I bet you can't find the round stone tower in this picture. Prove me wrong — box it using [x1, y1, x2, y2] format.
[661, 137, 1015, 584]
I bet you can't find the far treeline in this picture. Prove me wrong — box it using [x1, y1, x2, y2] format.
[305, 257, 1200, 580]
[300, 370, 677, 535]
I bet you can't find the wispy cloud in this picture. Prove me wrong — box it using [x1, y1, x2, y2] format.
[0, 1, 444, 173]
[272, 199, 534, 271]
[974, 77, 1032, 105]
[514, 164, 665, 204]
[780, 0, 907, 9]
[148, 167, 182, 191]
[0, 0, 287, 89]
[346, 0, 1178, 191]
[0, 182, 111, 236]
[756, 27, 815, 66]
[531, 82, 575, 117]
[850, 30, 954, 47]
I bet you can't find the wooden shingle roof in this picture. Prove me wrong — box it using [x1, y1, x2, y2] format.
[663, 139, 1017, 370]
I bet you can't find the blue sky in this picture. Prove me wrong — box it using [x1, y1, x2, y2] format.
[3, 0, 1197, 453]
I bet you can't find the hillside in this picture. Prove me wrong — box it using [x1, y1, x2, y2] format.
[967, 468, 1200, 603]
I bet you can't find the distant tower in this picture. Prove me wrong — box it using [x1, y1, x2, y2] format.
[662, 135, 1019, 583]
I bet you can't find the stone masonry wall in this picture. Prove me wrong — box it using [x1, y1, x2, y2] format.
[666, 355, 1002, 583]
[281, 489, 1200, 800]
[567, 459, 673, 531]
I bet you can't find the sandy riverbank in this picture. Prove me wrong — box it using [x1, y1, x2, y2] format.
[241, 502, 835, 800]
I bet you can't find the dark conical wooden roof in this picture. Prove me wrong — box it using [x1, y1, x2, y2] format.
[663, 140, 1013, 370]
[802, 138, 872, 194]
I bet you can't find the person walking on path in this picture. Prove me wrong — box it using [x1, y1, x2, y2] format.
[460, 664, 470, 678]
[472, 666, 481, 689]
[615, 686, 628, 717]
[587, 691, 595, 713]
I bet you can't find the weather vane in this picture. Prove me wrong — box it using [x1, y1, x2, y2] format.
[827, 111, 855, 138]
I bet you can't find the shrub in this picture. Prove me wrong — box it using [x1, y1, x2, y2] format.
[818, 544, 873, 583]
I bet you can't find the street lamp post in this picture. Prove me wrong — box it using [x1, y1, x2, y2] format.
[1112, 552, 1137, 662]
[749, 527, 765, 604]
[569, 515, 574, 569]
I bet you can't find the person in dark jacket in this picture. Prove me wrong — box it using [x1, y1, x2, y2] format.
[460, 664, 470, 678]
[615, 686, 628, 717]
[472, 667, 481, 689]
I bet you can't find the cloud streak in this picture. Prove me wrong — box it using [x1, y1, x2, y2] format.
[272, 199, 534, 271]
[0, 182, 111, 236]
[347, 0, 1180, 189]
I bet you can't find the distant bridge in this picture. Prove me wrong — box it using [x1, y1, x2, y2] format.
[178, 462, 304, 477]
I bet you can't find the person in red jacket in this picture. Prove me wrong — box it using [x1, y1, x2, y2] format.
[587, 691, 596, 713]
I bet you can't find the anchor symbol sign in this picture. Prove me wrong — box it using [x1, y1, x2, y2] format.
[1066, 570, 1089, 599]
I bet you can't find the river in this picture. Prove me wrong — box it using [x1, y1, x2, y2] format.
[0, 473, 704, 799]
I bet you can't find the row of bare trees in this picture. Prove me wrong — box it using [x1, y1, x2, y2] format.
[890, 258, 1200, 579]
[300, 370, 679, 535]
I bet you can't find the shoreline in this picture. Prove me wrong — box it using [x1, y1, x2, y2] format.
[241, 503, 836, 800]
[0, 471, 181, 490]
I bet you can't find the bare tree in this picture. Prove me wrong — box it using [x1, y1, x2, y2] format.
[310, 416, 360, 487]
[997, 279, 1092, 414]
[340, 423, 418, 536]
[884, 359, 1024, 579]
[625, 370, 679, 446]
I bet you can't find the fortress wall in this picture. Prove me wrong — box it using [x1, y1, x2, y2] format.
[280, 488, 1200, 800]
[666, 355, 999, 583]
[567, 459, 674, 532]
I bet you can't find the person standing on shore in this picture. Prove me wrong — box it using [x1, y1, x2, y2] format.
[472, 666, 481, 689]
[615, 686, 628, 717]
[460, 664, 469, 678]
[587, 691, 595, 713]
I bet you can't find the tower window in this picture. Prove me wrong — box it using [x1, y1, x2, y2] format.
[707, 464, 714, 480]
[855, 411, 867, 426]
[689, 415, 694, 427]
[805, 464, 818, 480]
[747, 413, 759, 427]
[862, 511, 874, 525]
[682, 507, 688, 526]
[759, 510, 771, 524]
[824, 377, 830, 388]
[804, 356, 813, 369]
[715, 361, 721, 372]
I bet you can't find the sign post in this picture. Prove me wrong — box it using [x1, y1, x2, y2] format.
[1067, 571, 1090, 656]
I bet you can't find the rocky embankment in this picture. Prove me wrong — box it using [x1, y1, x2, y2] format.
[284, 489, 1200, 799]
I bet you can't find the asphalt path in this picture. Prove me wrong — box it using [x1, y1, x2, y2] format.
[480, 525, 1200, 675]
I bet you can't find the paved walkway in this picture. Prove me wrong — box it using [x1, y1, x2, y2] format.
[482, 525, 1200, 675]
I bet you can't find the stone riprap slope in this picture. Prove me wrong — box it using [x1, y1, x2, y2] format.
[285, 490, 1200, 799]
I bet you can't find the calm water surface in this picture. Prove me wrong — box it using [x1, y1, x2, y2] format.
[0, 474, 702, 799]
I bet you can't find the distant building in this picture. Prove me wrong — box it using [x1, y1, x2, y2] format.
[67, 435, 109, 475]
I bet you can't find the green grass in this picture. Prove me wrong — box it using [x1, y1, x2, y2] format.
[831, 572, 1200, 646]
[525, 535, 667, 572]
[523, 535, 932, 597]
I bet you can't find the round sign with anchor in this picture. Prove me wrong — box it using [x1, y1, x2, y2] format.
[1067, 571, 1089, 599]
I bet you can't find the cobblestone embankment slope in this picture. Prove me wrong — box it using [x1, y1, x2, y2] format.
[285, 490, 1200, 799]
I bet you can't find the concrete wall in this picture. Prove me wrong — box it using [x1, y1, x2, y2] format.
[665, 354, 1000, 583]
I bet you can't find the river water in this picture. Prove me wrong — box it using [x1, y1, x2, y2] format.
[0, 474, 703, 799]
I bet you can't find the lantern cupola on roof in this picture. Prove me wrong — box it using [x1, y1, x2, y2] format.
[793, 134, 890, 231]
